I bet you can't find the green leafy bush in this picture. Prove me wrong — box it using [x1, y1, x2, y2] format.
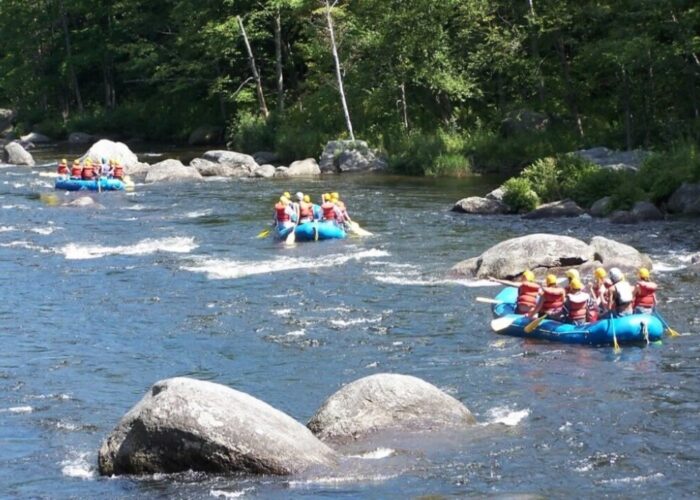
[227, 111, 275, 153]
[502, 177, 540, 213]
[521, 157, 560, 201]
[637, 143, 700, 203]
[388, 128, 471, 176]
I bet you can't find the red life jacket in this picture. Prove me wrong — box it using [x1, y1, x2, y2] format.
[322, 202, 337, 221]
[71, 165, 82, 178]
[299, 201, 313, 221]
[516, 282, 540, 314]
[275, 202, 290, 223]
[57, 163, 69, 175]
[567, 291, 590, 321]
[541, 286, 565, 312]
[634, 281, 657, 309]
[82, 165, 95, 180]
[113, 165, 124, 179]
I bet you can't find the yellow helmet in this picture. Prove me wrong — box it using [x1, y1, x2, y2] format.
[322, 193, 329, 201]
[86, 158, 92, 165]
[303, 194, 311, 203]
[331, 192, 339, 201]
[522, 270, 535, 282]
[545, 274, 557, 286]
[283, 191, 291, 199]
[279, 196, 289, 204]
[60, 158, 67, 164]
[73, 159, 80, 165]
[638, 267, 650, 280]
[565, 269, 580, 281]
[570, 278, 583, 290]
[594, 267, 607, 279]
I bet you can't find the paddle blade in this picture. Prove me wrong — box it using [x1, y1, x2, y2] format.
[524, 315, 546, 334]
[613, 334, 621, 353]
[666, 327, 680, 337]
[285, 229, 296, 245]
[348, 221, 372, 236]
[491, 316, 516, 332]
[257, 228, 271, 239]
[476, 297, 501, 304]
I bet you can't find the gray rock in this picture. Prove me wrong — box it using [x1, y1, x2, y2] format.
[20, 131, 52, 144]
[307, 373, 475, 442]
[485, 187, 505, 202]
[189, 157, 217, 172]
[319, 140, 387, 173]
[667, 183, 700, 214]
[589, 236, 652, 270]
[631, 201, 663, 220]
[80, 139, 140, 169]
[98, 377, 337, 476]
[125, 162, 151, 177]
[608, 210, 638, 224]
[254, 164, 276, 178]
[573, 147, 648, 172]
[193, 157, 250, 177]
[67, 196, 103, 209]
[276, 158, 320, 177]
[589, 196, 612, 217]
[253, 151, 279, 165]
[500, 110, 549, 137]
[451, 233, 595, 279]
[68, 132, 95, 144]
[523, 199, 584, 219]
[451, 196, 507, 214]
[691, 253, 700, 265]
[188, 125, 222, 145]
[3, 141, 35, 165]
[145, 159, 203, 183]
[202, 150, 259, 171]
[0, 108, 15, 131]
[275, 166, 289, 175]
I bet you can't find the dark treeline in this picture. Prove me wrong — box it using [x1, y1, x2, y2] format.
[0, 0, 698, 173]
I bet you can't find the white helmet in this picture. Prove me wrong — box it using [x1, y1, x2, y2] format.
[295, 192, 304, 201]
[609, 267, 624, 284]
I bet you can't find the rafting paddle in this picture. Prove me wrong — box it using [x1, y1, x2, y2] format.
[524, 315, 547, 334]
[611, 314, 621, 353]
[490, 316, 517, 332]
[347, 221, 373, 236]
[476, 297, 502, 304]
[655, 311, 680, 337]
[257, 228, 271, 238]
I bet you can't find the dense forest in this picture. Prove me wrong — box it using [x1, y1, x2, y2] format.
[0, 0, 698, 175]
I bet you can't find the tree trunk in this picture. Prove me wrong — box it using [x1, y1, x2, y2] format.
[622, 67, 632, 150]
[274, 10, 284, 114]
[324, 0, 355, 141]
[237, 15, 269, 119]
[58, 0, 83, 113]
[399, 81, 409, 129]
[103, 9, 116, 109]
[555, 35, 584, 137]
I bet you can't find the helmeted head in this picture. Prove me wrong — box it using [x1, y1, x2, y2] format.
[594, 267, 607, 280]
[283, 191, 291, 199]
[331, 192, 339, 201]
[73, 159, 80, 165]
[85, 158, 92, 165]
[322, 193, 329, 202]
[609, 267, 624, 284]
[565, 269, 580, 281]
[545, 274, 557, 286]
[60, 158, 67, 165]
[303, 194, 311, 203]
[295, 192, 304, 202]
[279, 196, 289, 205]
[101, 157, 107, 164]
[570, 278, 583, 291]
[638, 267, 650, 280]
[522, 270, 535, 282]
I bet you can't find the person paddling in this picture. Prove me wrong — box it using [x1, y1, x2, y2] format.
[564, 269, 580, 294]
[81, 159, 96, 180]
[533, 274, 566, 320]
[57, 158, 69, 176]
[112, 159, 125, 180]
[633, 267, 657, 314]
[489, 270, 541, 316]
[70, 159, 82, 179]
[331, 192, 352, 226]
[607, 267, 634, 316]
[273, 195, 296, 237]
[564, 278, 594, 325]
[321, 193, 342, 224]
[590, 267, 612, 313]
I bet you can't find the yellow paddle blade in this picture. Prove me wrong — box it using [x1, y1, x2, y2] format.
[348, 221, 372, 237]
[666, 327, 680, 337]
[491, 316, 516, 332]
[257, 228, 271, 239]
[613, 337, 621, 353]
[39, 193, 60, 206]
[524, 315, 546, 334]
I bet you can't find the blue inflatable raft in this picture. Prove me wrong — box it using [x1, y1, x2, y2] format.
[275, 221, 347, 241]
[491, 287, 664, 345]
[55, 177, 125, 191]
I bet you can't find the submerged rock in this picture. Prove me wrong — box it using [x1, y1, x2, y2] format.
[145, 159, 203, 183]
[3, 141, 34, 166]
[98, 377, 337, 476]
[451, 196, 508, 214]
[307, 373, 475, 442]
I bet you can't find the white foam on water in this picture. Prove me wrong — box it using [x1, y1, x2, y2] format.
[483, 407, 529, 426]
[652, 261, 686, 272]
[58, 236, 197, 260]
[210, 488, 254, 498]
[2, 204, 29, 209]
[1, 406, 33, 413]
[124, 204, 148, 211]
[186, 209, 214, 218]
[30, 226, 58, 235]
[0, 241, 50, 253]
[349, 447, 395, 460]
[288, 473, 398, 487]
[12, 182, 25, 188]
[38, 172, 59, 178]
[0, 225, 16, 232]
[286, 329, 306, 337]
[55, 421, 80, 431]
[181, 249, 390, 280]
[599, 473, 664, 485]
[330, 316, 382, 328]
[61, 452, 96, 479]
[272, 308, 293, 317]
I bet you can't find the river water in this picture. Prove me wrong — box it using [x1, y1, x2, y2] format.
[1, 151, 699, 498]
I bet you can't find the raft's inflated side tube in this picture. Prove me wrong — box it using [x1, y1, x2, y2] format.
[55, 177, 126, 192]
[294, 221, 346, 242]
[491, 287, 663, 345]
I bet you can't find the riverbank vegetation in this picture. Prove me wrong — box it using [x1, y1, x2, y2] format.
[0, 1, 698, 177]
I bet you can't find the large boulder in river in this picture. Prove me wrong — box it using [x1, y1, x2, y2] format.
[276, 158, 321, 177]
[145, 159, 202, 183]
[589, 236, 652, 270]
[3, 141, 34, 166]
[523, 199, 584, 219]
[253, 164, 276, 178]
[667, 183, 700, 215]
[202, 150, 259, 171]
[451, 196, 508, 214]
[319, 140, 387, 173]
[80, 139, 140, 169]
[192, 157, 250, 177]
[307, 373, 475, 443]
[454, 234, 595, 279]
[98, 377, 337, 476]
[0, 108, 15, 132]
[20, 131, 52, 144]
[589, 196, 612, 217]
